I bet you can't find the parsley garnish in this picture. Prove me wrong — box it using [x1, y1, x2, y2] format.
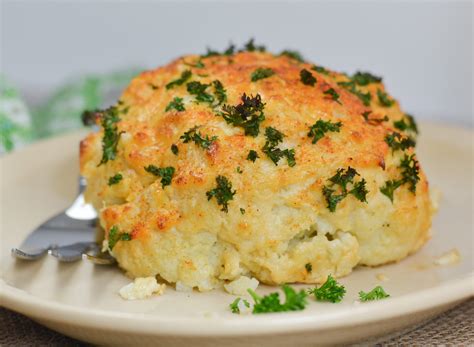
[108, 226, 132, 250]
[212, 80, 227, 105]
[108, 173, 123, 186]
[240, 208, 246, 215]
[165, 97, 185, 112]
[184, 59, 205, 68]
[385, 132, 416, 152]
[361, 111, 388, 124]
[220, 93, 266, 137]
[352, 71, 382, 86]
[262, 127, 296, 167]
[377, 89, 394, 107]
[323, 167, 368, 212]
[380, 154, 420, 202]
[247, 150, 259, 162]
[359, 285, 390, 301]
[230, 298, 250, 314]
[241, 38, 266, 52]
[305, 263, 312, 273]
[166, 70, 192, 90]
[187, 81, 214, 104]
[98, 106, 123, 166]
[337, 81, 372, 106]
[311, 65, 330, 75]
[307, 119, 342, 144]
[251, 68, 275, 82]
[308, 275, 346, 303]
[323, 87, 342, 104]
[280, 50, 304, 62]
[236, 166, 243, 174]
[171, 144, 179, 155]
[206, 175, 236, 212]
[394, 114, 418, 134]
[300, 69, 317, 86]
[144, 165, 175, 188]
[180, 126, 217, 149]
[248, 285, 308, 314]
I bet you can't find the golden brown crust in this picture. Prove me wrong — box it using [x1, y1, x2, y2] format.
[80, 51, 433, 290]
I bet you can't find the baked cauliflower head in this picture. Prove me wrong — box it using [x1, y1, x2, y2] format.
[80, 43, 434, 291]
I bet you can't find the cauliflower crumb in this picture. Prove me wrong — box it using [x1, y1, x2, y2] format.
[224, 276, 259, 295]
[119, 277, 166, 300]
[376, 273, 389, 281]
[434, 249, 461, 266]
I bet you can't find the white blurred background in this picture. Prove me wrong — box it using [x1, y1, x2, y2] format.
[1, 0, 473, 126]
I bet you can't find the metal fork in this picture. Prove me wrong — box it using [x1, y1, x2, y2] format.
[11, 177, 115, 264]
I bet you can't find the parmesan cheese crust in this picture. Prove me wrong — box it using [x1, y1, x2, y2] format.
[80, 50, 434, 291]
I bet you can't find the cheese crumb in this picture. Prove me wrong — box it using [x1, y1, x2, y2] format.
[224, 276, 259, 295]
[119, 277, 166, 300]
[434, 249, 461, 266]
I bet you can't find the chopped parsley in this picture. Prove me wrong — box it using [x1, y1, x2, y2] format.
[251, 67, 275, 82]
[240, 208, 246, 215]
[186, 81, 214, 104]
[206, 175, 236, 213]
[248, 285, 308, 314]
[307, 119, 342, 144]
[262, 127, 296, 167]
[361, 111, 388, 124]
[247, 150, 259, 162]
[230, 298, 250, 314]
[220, 93, 266, 137]
[165, 97, 185, 112]
[180, 126, 217, 149]
[394, 114, 418, 134]
[385, 132, 416, 152]
[322, 167, 368, 212]
[81, 109, 99, 126]
[308, 275, 346, 303]
[323, 87, 342, 104]
[201, 39, 265, 58]
[380, 154, 420, 202]
[377, 89, 394, 107]
[212, 80, 227, 105]
[352, 71, 382, 86]
[184, 59, 205, 68]
[144, 165, 175, 188]
[236, 166, 243, 174]
[98, 106, 123, 166]
[171, 144, 179, 155]
[311, 65, 330, 75]
[359, 285, 390, 301]
[108, 225, 132, 250]
[337, 81, 372, 106]
[280, 50, 305, 63]
[108, 173, 123, 186]
[166, 70, 192, 90]
[305, 263, 312, 273]
[241, 38, 266, 52]
[300, 69, 317, 86]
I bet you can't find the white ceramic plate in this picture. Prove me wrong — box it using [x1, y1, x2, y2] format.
[1, 123, 473, 347]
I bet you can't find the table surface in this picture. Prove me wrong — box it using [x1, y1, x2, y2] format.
[1, 298, 472, 346]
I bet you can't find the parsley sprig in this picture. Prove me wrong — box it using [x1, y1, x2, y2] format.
[300, 69, 317, 86]
[307, 119, 342, 144]
[280, 50, 305, 62]
[206, 175, 236, 212]
[230, 298, 250, 314]
[108, 225, 132, 250]
[323, 87, 342, 104]
[220, 93, 266, 137]
[180, 126, 217, 149]
[337, 81, 371, 106]
[262, 127, 296, 167]
[144, 165, 175, 188]
[323, 167, 368, 212]
[166, 70, 192, 90]
[361, 111, 388, 124]
[308, 275, 346, 303]
[377, 89, 394, 107]
[311, 65, 330, 75]
[165, 97, 185, 112]
[380, 154, 420, 202]
[359, 286, 390, 301]
[385, 132, 416, 152]
[108, 173, 123, 186]
[394, 114, 418, 134]
[251, 68, 275, 82]
[352, 71, 382, 86]
[248, 285, 308, 314]
[247, 150, 259, 162]
[98, 106, 124, 166]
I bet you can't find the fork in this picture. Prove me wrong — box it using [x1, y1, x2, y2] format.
[11, 177, 115, 264]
